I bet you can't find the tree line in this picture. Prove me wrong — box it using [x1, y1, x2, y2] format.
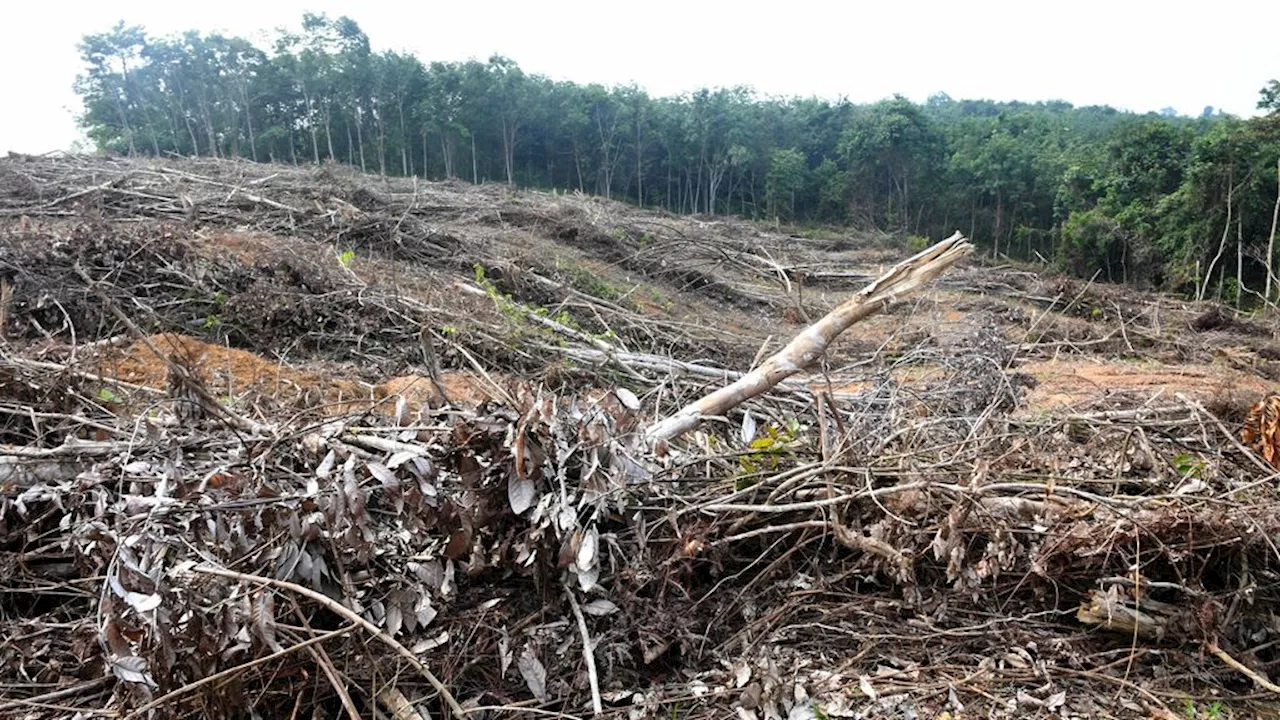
[74, 14, 1280, 303]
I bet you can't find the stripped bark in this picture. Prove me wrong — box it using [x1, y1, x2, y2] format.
[645, 231, 973, 444]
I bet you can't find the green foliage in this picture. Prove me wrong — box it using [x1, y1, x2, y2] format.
[905, 235, 930, 252]
[559, 261, 624, 302]
[338, 248, 356, 267]
[1183, 698, 1225, 719]
[473, 263, 589, 338]
[765, 148, 807, 220]
[70, 15, 1280, 300]
[1057, 208, 1122, 279]
[737, 419, 802, 484]
[1173, 453, 1207, 478]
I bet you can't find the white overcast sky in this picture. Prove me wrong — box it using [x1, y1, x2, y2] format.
[3, 0, 1277, 154]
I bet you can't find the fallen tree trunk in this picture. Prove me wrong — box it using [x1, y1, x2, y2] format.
[646, 231, 973, 444]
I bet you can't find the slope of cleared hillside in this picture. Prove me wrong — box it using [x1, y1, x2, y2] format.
[3, 154, 1280, 719]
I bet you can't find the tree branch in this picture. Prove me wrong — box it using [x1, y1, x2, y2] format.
[645, 231, 973, 443]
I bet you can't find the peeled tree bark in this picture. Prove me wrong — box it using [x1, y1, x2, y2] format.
[645, 231, 973, 444]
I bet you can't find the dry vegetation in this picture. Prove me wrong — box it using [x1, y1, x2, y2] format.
[4, 154, 1280, 719]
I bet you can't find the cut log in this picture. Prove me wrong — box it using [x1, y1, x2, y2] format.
[645, 231, 973, 444]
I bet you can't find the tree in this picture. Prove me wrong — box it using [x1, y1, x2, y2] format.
[76, 22, 149, 155]
[839, 96, 944, 232]
[70, 14, 1280, 302]
[1259, 80, 1280, 115]
[766, 148, 806, 220]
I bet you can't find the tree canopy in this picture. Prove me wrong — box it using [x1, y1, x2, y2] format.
[73, 15, 1280, 302]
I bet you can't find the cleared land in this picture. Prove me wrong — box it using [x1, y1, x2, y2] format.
[2, 154, 1280, 719]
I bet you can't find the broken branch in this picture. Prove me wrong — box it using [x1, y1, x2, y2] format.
[646, 232, 973, 443]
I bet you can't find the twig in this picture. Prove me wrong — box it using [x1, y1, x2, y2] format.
[1177, 392, 1273, 476]
[306, 643, 360, 720]
[190, 565, 467, 719]
[1208, 640, 1280, 694]
[0, 355, 165, 396]
[702, 481, 930, 513]
[121, 627, 351, 719]
[72, 264, 269, 436]
[378, 686, 428, 720]
[563, 585, 603, 716]
[0, 677, 112, 714]
[711, 520, 830, 547]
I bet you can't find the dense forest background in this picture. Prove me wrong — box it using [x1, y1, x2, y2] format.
[73, 14, 1280, 303]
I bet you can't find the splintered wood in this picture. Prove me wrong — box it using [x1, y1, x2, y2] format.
[645, 231, 973, 443]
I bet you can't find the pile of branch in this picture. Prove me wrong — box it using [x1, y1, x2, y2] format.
[5, 157, 1280, 720]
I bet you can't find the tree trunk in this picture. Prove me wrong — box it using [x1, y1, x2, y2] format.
[240, 82, 258, 162]
[399, 102, 410, 176]
[1267, 156, 1280, 301]
[573, 141, 585, 193]
[143, 103, 162, 156]
[374, 106, 388, 176]
[197, 91, 219, 159]
[635, 120, 644, 207]
[324, 105, 336, 162]
[969, 197, 977, 242]
[992, 190, 1003, 259]
[471, 132, 478, 184]
[1237, 214, 1245, 309]
[439, 134, 453, 179]
[707, 159, 727, 217]
[666, 162, 673, 211]
[902, 171, 911, 231]
[304, 91, 320, 164]
[502, 116, 517, 186]
[164, 109, 181, 156]
[182, 107, 200, 156]
[1200, 180, 1236, 302]
[356, 107, 367, 172]
[112, 83, 137, 156]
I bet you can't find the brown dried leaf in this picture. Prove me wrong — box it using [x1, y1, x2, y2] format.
[111, 655, 156, 688]
[385, 601, 403, 638]
[508, 475, 535, 516]
[517, 646, 549, 703]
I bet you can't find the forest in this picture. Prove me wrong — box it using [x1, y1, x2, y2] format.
[73, 13, 1280, 301]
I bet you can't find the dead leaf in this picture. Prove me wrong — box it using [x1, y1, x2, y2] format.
[415, 592, 437, 628]
[517, 646, 549, 703]
[366, 461, 397, 487]
[576, 525, 599, 570]
[508, 475, 536, 515]
[615, 387, 641, 411]
[858, 675, 878, 700]
[409, 632, 450, 653]
[582, 598, 619, 616]
[499, 628, 513, 677]
[111, 655, 157, 688]
[576, 562, 600, 592]
[385, 601, 403, 638]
